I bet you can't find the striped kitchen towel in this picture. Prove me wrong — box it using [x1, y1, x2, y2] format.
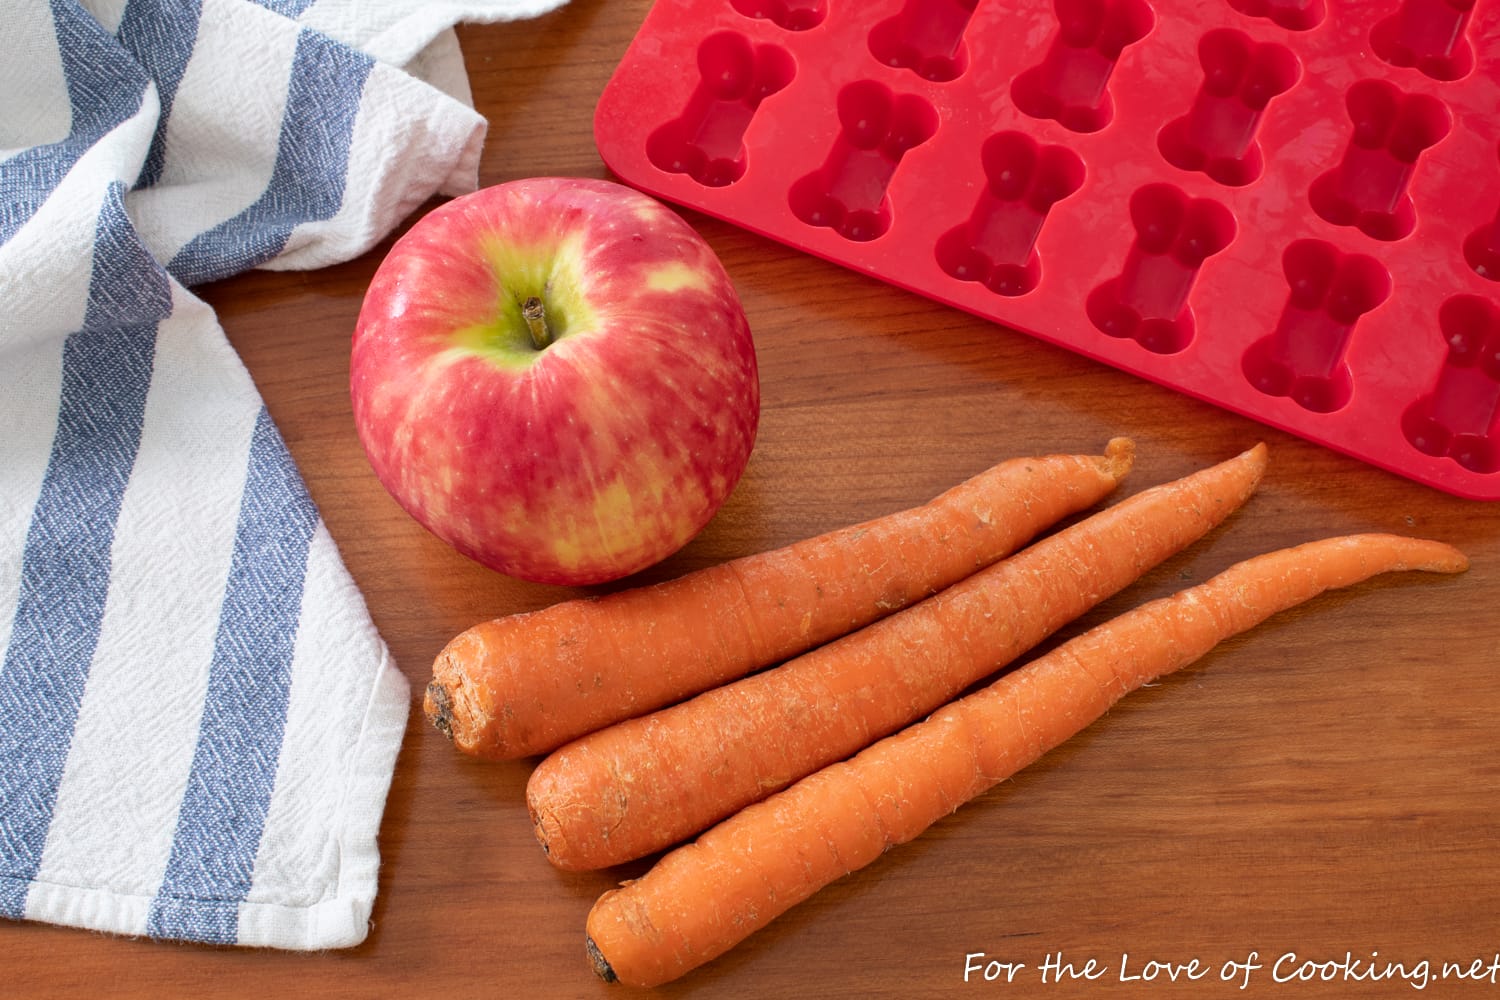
[1, 0, 566, 950]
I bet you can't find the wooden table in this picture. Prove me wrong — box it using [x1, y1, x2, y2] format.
[6, 2, 1498, 996]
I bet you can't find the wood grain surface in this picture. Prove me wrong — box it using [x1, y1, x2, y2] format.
[5, 2, 1497, 997]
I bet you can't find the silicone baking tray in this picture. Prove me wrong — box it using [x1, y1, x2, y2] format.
[593, 0, 1500, 500]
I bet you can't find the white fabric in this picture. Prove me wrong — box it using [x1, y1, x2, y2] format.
[0, 0, 567, 951]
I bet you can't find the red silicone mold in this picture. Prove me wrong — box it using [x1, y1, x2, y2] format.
[594, 0, 1500, 500]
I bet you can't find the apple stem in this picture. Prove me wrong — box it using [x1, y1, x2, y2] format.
[522, 296, 553, 350]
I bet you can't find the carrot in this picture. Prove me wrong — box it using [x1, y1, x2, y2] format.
[425, 439, 1136, 759]
[585, 532, 1468, 987]
[529, 443, 1268, 871]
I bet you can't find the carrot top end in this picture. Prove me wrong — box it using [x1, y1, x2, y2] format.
[424, 681, 455, 742]
[586, 935, 618, 983]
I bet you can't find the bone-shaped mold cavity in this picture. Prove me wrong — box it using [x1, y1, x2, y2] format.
[1225, 0, 1326, 30]
[1010, 0, 1155, 134]
[936, 132, 1085, 297]
[1371, 0, 1476, 82]
[868, 0, 978, 82]
[729, 0, 827, 31]
[646, 32, 796, 187]
[1242, 240, 1391, 414]
[788, 80, 939, 242]
[1157, 29, 1300, 187]
[1308, 79, 1450, 243]
[1402, 295, 1500, 474]
[1086, 183, 1236, 354]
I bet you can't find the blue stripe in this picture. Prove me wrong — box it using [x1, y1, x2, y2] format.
[0, 0, 150, 246]
[167, 28, 374, 286]
[251, 0, 318, 17]
[146, 407, 319, 944]
[0, 184, 169, 917]
[118, 0, 205, 189]
[82, 181, 177, 331]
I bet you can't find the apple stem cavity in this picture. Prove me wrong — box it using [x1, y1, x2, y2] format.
[522, 296, 553, 350]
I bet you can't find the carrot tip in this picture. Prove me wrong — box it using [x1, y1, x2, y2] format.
[1417, 545, 1469, 574]
[425, 681, 455, 742]
[1104, 437, 1135, 480]
[1244, 441, 1270, 473]
[586, 935, 617, 983]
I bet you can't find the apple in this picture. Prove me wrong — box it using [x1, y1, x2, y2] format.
[350, 177, 760, 586]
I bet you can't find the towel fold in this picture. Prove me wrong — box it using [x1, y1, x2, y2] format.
[1, 0, 567, 950]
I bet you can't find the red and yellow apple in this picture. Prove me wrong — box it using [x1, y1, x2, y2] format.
[350, 177, 760, 586]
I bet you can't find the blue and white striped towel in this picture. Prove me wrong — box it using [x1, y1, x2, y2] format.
[1, 0, 566, 950]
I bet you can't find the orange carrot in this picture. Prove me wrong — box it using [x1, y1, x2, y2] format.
[529, 444, 1268, 871]
[585, 533, 1469, 987]
[426, 440, 1135, 759]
